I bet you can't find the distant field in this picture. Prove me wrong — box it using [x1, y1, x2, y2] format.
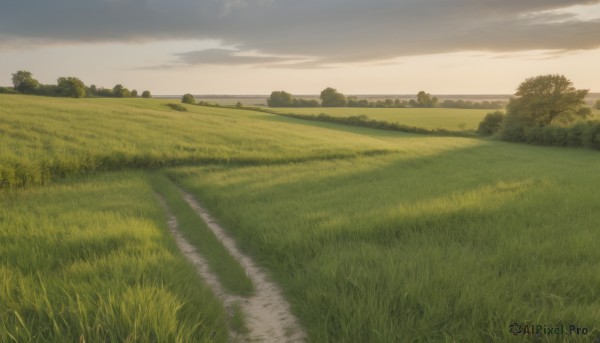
[164, 96, 269, 106]
[266, 107, 491, 131]
[3, 94, 600, 341]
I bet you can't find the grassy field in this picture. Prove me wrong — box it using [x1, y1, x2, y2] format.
[0, 172, 228, 342]
[266, 107, 492, 131]
[3, 94, 600, 341]
[0, 95, 395, 188]
[168, 139, 600, 342]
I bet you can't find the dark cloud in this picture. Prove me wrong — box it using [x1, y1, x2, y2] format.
[1, 0, 600, 67]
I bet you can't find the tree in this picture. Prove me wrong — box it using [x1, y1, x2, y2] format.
[96, 87, 113, 97]
[130, 89, 138, 97]
[12, 70, 39, 94]
[88, 84, 98, 96]
[181, 93, 195, 104]
[508, 75, 588, 127]
[57, 77, 86, 98]
[416, 91, 438, 107]
[501, 75, 589, 141]
[112, 84, 131, 98]
[141, 90, 152, 98]
[267, 91, 293, 107]
[320, 87, 347, 107]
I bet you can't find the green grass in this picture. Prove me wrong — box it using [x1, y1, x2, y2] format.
[229, 302, 249, 335]
[0, 94, 394, 188]
[168, 137, 600, 342]
[4, 94, 600, 342]
[0, 171, 228, 342]
[266, 107, 491, 131]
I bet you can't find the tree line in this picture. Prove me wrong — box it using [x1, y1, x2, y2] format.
[478, 74, 600, 150]
[0, 71, 152, 99]
[266, 88, 504, 109]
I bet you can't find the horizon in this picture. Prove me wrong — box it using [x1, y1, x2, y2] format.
[1, 1, 599, 94]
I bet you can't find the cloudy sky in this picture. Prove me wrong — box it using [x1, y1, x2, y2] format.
[1, 0, 599, 95]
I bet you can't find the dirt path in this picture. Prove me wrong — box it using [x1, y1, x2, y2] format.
[158, 193, 306, 343]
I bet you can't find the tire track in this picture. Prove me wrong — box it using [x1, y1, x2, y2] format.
[158, 192, 306, 342]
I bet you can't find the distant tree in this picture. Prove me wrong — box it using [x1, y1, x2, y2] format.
[12, 70, 40, 94]
[181, 93, 195, 104]
[57, 77, 86, 98]
[320, 87, 347, 107]
[440, 99, 504, 109]
[478, 111, 506, 136]
[267, 91, 293, 107]
[88, 84, 98, 96]
[37, 84, 61, 97]
[130, 89, 138, 97]
[346, 96, 359, 107]
[359, 99, 370, 107]
[291, 98, 320, 107]
[141, 90, 152, 98]
[112, 84, 131, 98]
[236, 101, 243, 108]
[595, 100, 600, 110]
[416, 91, 438, 107]
[502, 74, 588, 141]
[96, 87, 113, 97]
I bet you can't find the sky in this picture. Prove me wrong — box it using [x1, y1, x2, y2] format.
[1, 0, 599, 95]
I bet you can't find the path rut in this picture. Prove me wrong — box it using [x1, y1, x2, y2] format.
[158, 192, 306, 343]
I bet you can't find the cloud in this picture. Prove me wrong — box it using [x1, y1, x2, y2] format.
[175, 49, 295, 66]
[1, 0, 600, 67]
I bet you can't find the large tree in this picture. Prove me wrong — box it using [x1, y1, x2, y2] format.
[502, 74, 588, 141]
[12, 70, 39, 94]
[320, 87, 347, 107]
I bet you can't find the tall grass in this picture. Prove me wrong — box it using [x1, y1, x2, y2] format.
[0, 172, 228, 342]
[169, 140, 600, 342]
[0, 95, 395, 188]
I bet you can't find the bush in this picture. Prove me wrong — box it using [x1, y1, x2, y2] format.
[582, 120, 600, 150]
[0, 87, 18, 94]
[500, 112, 530, 142]
[477, 111, 505, 136]
[181, 93, 195, 104]
[566, 122, 588, 147]
[166, 103, 188, 112]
